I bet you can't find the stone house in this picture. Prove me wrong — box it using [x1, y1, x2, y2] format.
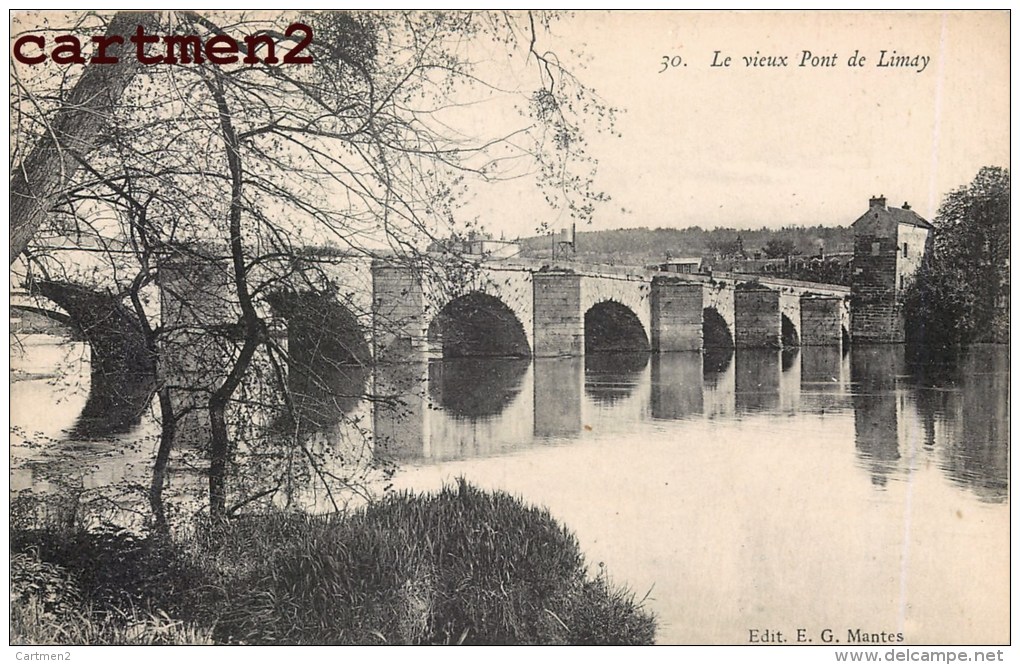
[850, 195, 933, 342]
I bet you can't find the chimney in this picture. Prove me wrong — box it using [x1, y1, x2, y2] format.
[869, 195, 887, 209]
[902, 201, 911, 210]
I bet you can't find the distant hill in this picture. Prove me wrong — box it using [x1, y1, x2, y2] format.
[519, 225, 854, 266]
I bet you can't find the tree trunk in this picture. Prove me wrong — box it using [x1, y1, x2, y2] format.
[149, 386, 177, 532]
[207, 335, 259, 520]
[208, 398, 230, 519]
[10, 11, 160, 264]
[205, 74, 261, 521]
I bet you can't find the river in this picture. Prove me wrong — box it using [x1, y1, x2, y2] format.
[9, 333, 1009, 645]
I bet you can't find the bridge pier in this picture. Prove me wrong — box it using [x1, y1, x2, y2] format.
[650, 352, 704, 419]
[533, 272, 583, 357]
[372, 262, 424, 361]
[799, 296, 845, 346]
[734, 286, 782, 348]
[159, 256, 237, 446]
[650, 279, 704, 352]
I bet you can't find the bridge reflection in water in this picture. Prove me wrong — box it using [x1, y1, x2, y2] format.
[10, 336, 1008, 507]
[10, 337, 1008, 645]
[364, 346, 1007, 503]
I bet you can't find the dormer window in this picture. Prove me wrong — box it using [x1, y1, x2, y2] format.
[871, 242, 881, 256]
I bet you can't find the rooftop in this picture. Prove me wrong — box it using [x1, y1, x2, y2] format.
[852, 195, 934, 230]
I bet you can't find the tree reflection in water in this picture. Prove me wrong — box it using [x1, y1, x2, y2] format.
[851, 345, 1008, 501]
[269, 292, 371, 434]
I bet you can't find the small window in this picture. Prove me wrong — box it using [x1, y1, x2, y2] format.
[903, 242, 908, 257]
[900, 276, 905, 289]
[871, 241, 881, 256]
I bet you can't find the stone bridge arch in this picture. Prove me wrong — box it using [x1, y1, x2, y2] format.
[781, 314, 800, 347]
[421, 266, 534, 358]
[779, 291, 802, 347]
[371, 262, 534, 359]
[579, 274, 652, 353]
[703, 283, 735, 342]
[21, 280, 156, 436]
[702, 306, 734, 349]
[11, 293, 77, 335]
[426, 291, 531, 358]
[266, 290, 372, 426]
[582, 299, 650, 353]
[580, 275, 652, 341]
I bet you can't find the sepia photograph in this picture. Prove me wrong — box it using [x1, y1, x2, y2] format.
[7, 9, 1010, 654]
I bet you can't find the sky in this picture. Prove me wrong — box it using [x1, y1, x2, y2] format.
[8, 10, 1010, 243]
[461, 10, 1010, 237]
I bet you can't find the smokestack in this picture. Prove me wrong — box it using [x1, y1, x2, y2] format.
[869, 195, 887, 209]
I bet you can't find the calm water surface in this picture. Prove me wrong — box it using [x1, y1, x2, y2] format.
[10, 335, 1009, 645]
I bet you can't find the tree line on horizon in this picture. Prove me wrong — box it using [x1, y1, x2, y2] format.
[518, 224, 855, 264]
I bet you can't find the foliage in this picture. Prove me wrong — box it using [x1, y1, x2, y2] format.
[557, 574, 657, 645]
[902, 260, 975, 351]
[11, 559, 213, 646]
[11, 525, 204, 618]
[10, 492, 213, 645]
[707, 234, 746, 258]
[903, 166, 1009, 349]
[11, 483, 657, 646]
[783, 258, 853, 286]
[761, 238, 800, 259]
[10, 552, 84, 620]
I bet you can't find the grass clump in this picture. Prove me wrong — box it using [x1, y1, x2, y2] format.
[212, 480, 656, 644]
[10, 549, 213, 645]
[11, 524, 205, 616]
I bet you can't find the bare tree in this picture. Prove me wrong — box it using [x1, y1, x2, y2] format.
[10, 11, 160, 264]
[11, 10, 618, 522]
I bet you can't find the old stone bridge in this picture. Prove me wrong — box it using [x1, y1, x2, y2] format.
[13, 252, 852, 370]
[12, 250, 852, 437]
[368, 258, 851, 359]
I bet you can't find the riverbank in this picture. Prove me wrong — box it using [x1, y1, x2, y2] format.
[10, 481, 656, 645]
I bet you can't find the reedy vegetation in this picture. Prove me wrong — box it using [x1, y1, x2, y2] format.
[11, 481, 657, 645]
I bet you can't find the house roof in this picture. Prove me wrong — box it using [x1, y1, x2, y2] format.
[852, 205, 934, 230]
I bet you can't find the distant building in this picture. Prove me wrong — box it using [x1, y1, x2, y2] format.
[429, 234, 521, 260]
[850, 195, 933, 342]
[649, 257, 703, 274]
[701, 252, 854, 285]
